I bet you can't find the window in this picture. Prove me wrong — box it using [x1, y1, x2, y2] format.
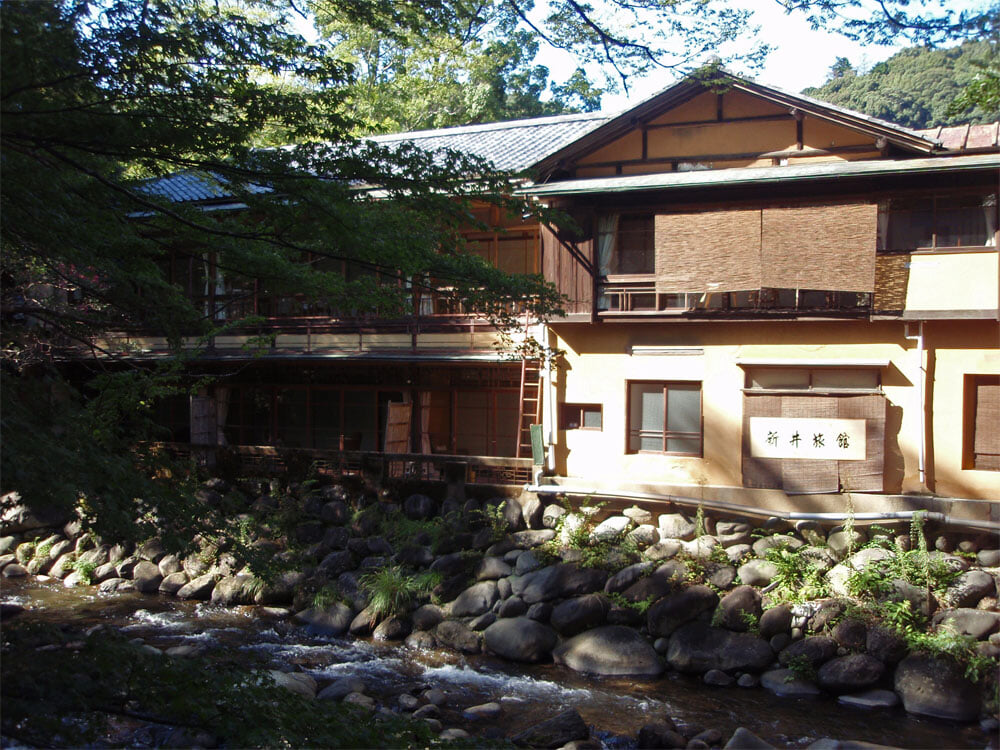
[597, 214, 654, 277]
[560, 403, 603, 430]
[966, 375, 1000, 471]
[881, 193, 997, 251]
[627, 382, 701, 455]
[745, 367, 881, 392]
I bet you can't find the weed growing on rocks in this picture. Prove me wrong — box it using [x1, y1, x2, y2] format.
[359, 565, 432, 623]
[765, 545, 830, 603]
[72, 558, 97, 584]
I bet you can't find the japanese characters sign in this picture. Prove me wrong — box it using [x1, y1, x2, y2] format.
[749, 418, 866, 461]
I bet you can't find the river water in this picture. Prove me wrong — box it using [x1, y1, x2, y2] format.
[1, 578, 987, 748]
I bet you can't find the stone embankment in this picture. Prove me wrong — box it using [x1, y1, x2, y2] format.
[2, 480, 999, 748]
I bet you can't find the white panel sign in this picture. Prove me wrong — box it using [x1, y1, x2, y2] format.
[749, 418, 866, 461]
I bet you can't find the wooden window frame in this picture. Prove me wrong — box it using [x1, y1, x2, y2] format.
[559, 403, 603, 431]
[743, 366, 883, 395]
[964, 374, 1000, 471]
[880, 190, 998, 253]
[625, 380, 702, 456]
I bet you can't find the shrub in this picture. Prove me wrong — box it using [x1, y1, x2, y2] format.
[358, 565, 431, 623]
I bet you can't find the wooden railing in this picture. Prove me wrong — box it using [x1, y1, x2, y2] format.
[154, 443, 533, 486]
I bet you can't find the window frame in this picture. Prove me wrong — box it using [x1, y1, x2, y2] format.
[964, 374, 1000, 471]
[743, 366, 882, 395]
[880, 191, 998, 253]
[559, 402, 603, 431]
[625, 380, 703, 456]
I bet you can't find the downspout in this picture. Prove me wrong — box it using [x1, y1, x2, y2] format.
[541, 325, 557, 474]
[904, 321, 926, 488]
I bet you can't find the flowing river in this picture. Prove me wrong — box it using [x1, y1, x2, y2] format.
[1, 578, 987, 748]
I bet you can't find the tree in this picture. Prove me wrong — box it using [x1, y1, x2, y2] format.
[0, 0, 563, 546]
[802, 40, 998, 129]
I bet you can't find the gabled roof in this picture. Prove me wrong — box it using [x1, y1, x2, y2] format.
[367, 111, 611, 173]
[530, 68, 945, 177]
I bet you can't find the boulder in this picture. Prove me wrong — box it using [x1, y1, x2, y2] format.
[830, 618, 868, 651]
[658, 513, 695, 540]
[647, 585, 719, 638]
[430, 552, 472, 576]
[932, 608, 1000, 640]
[502, 498, 526, 532]
[476, 556, 513, 581]
[943, 570, 997, 609]
[132, 560, 164, 593]
[542, 504, 567, 529]
[403, 493, 436, 520]
[778, 636, 838, 667]
[553, 625, 663, 676]
[405, 631, 436, 650]
[666, 623, 774, 674]
[373, 616, 411, 641]
[511, 708, 589, 748]
[637, 721, 686, 750]
[511, 529, 556, 548]
[550, 594, 610, 636]
[210, 575, 260, 606]
[137, 538, 167, 564]
[511, 563, 608, 604]
[519, 493, 545, 529]
[1, 496, 71, 534]
[738, 559, 779, 587]
[176, 573, 218, 601]
[760, 669, 821, 698]
[268, 670, 316, 698]
[627, 525, 660, 548]
[2, 563, 27, 578]
[99, 577, 135, 594]
[591, 515, 631, 542]
[836, 689, 900, 710]
[759, 604, 793, 639]
[715, 585, 762, 632]
[515, 550, 543, 575]
[159, 571, 189, 595]
[704, 669, 736, 686]
[499, 596, 529, 618]
[483, 617, 557, 663]
[752, 534, 804, 558]
[411, 603, 445, 631]
[816, 654, 885, 693]
[317, 677, 366, 701]
[825, 529, 867, 560]
[293, 603, 355, 636]
[894, 653, 981, 721]
[450, 581, 499, 617]
[434, 620, 481, 654]
[319, 500, 349, 525]
[643, 539, 682, 561]
[724, 728, 775, 749]
[470, 612, 496, 631]
[604, 562, 654, 594]
[318, 550, 355, 576]
[865, 625, 908, 664]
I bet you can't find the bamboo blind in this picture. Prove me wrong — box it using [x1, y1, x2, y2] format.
[761, 203, 877, 292]
[974, 379, 1000, 470]
[654, 209, 761, 293]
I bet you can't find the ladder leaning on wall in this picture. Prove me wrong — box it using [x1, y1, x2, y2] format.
[515, 356, 543, 459]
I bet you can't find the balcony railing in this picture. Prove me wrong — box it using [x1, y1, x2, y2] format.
[598, 280, 872, 315]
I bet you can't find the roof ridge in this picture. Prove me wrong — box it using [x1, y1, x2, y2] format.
[367, 110, 613, 142]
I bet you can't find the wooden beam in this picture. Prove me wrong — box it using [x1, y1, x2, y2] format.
[643, 113, 795, 131]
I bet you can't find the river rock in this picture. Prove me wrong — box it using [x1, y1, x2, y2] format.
[680, 535, 719, 560]
[894, 653, 981, 721]
[412, 603, 445, 631]
[405, 630, 436, 650]
[159, 571, 188, 595]
[591, 515, 631, 542]
[511, 563, 608, 604]
[476, 556, 512, 580]
[317, 677, 366, 701]
[604, 562, 654, 594]
[519, 493, 544, 529]
[132, 560, 164, 593]
[210, 575, 260, 606]
[403, 493, 436, 520]
[825, 529, 867, 560]
[644, 539, 682, 561]
[647, 585, 718, 638]
[483, 617, 557, 663]
[176, 572, 218, 600]
[435, 620, 481, 653]
[349, 607, 375, 636]
[837, 689, 900, 709]
[827, 548, 893, 596]
[511, 529, 556, 548]
[464, 701, 502, 720]
[373, 615, 411, 641]
[724, 727, 775, 749]
[759, 604, 793, 638]
[542, 504, 567, 529]
[779, 636, 837, 667]
[554, 625, 663, 676]
[738, 559, 779, 587]
[137, 538, 167, 564]
[515, 550, 542, 575]
[817, 654, 885, 693]
[628, 525, 660, 548]
[430, 552, 470, 576]
[269, 670, 316, 698]
[637, 721, 686, 749]
[433, 573, 469, 604]
[932, 608, 1000, 639]
[704, 669, 736, 686]
[715, 585, 762, 632]
[294, 602, 355, 636]
[0, 496, 70, 534]
[450, 581, 499, 617]
[511, 708, 589, 748]
[830, 618, 867, 651]
[943, 570, 996, 609]
[99, 577, 135, 594]
[865, 625, 908, 664]
[550, 594, 610, 636]
[977, 549, 1000, 567]
[499, 596, 529, 618]
[318, 550, 355, 576]
[658, 513, 696, 540]
[51, 552, 76, 578]
[666, 623, 774, 674]
[752, 534, 804, 558]
[527, 602, 552, 622]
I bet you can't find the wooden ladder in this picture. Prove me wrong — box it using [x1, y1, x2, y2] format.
[516, 357, 543, 459]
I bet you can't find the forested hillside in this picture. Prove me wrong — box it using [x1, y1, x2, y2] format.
[802, 41, 998, 129]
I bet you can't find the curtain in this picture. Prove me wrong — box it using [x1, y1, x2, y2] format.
[596, 214, 618, 276]
[215, 386, 230, 446]
[984, 195, 997, 246]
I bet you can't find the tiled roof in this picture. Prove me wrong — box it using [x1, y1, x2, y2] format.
[916, 122, 1000, 151]
[138, 169, 271, 204]
[367, 111, 612, 173]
